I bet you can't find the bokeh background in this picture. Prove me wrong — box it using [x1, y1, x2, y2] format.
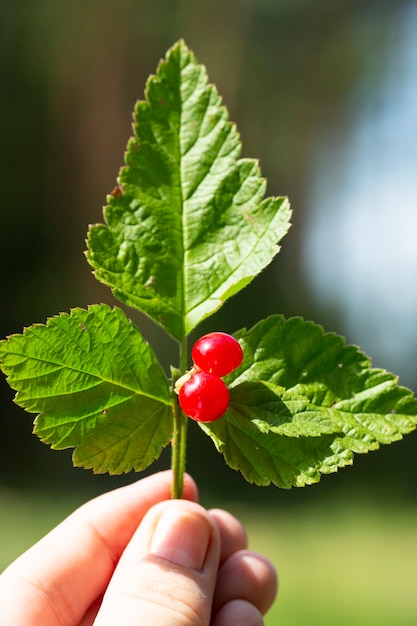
[1, 1, 417, 623]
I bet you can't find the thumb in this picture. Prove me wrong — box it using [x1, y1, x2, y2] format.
[94, 499, 221, 626]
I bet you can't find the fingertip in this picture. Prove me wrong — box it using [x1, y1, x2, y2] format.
[212, 599, 264, 626]
[250, 552, 278, 614]
[149, 504, 213, 570]
[213, 549, 278, 616]
[131, 499, 220, 570]
[208, 508, 248, 562]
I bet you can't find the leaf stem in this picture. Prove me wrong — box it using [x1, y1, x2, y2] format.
[171, 334, 188, 498]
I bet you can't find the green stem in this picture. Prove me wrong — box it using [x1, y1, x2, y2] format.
[171, 334, 188, 499]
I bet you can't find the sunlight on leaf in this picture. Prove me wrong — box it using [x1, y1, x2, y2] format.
[86, 40, 291, 341]
[0, 305, 172, 473]
[201, 316, 417, 487]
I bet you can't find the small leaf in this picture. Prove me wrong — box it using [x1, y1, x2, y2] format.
[86, 40, 291, 341]
[201, 316, 417, 488]
[0, 305, 172, 474]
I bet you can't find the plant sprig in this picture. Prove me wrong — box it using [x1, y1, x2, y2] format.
[1, 40, 416, 496]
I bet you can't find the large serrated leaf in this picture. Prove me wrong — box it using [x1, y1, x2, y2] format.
[0, 305, 172, 473]
[86, 40, 291, 341]
[201, 315, 417, 488]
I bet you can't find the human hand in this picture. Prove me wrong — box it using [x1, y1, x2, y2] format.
[0, 470, 277, 625]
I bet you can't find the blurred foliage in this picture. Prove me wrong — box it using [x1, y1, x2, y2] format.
[1, 0, 416, 499]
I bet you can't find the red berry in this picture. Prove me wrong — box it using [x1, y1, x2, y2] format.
[178, 371, 230, 422]
[192, 332, 243, 377]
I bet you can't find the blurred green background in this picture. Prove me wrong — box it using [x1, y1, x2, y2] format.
[1, 0, 417, 623]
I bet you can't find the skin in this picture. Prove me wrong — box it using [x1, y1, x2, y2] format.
[0, 471, 277, 625]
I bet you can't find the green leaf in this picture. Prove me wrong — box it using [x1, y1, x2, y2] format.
[0, 305, 172, 474]
[200, 418, 354, 489]
[86, 40, 291, 341]
[200, 316, 417, 488]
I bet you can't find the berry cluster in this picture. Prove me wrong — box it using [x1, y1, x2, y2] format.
[177, 332, 243, 423]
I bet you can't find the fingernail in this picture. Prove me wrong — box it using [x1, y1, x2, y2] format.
[150, 508, 211, 570]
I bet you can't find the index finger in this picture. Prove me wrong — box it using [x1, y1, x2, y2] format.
[0, 471, 198, 626]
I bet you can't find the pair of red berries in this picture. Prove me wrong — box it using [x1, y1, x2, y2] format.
[177, 332, 243, 423]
